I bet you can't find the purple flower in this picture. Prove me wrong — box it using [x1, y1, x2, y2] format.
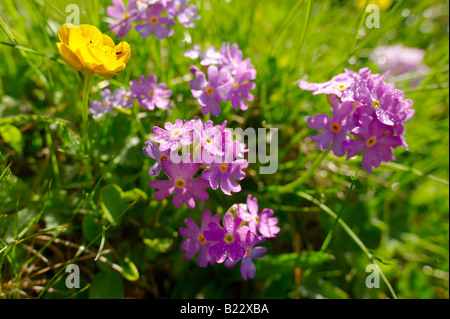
[111, 87, 135, 109]
[353, 68, 414, 126]
[299, 69, 358, 101]
[183, 45, 204, 60]
[370, 44, 427, 76]
[149, 157, 210, 209]
[107, 0, 138, 38]
[89, 88, 114, 119]
[307, 98, 356, 157]
[192, 119, 225, 159]
[179, 209, 221, 268]
[151, 119, 193, 152]
[224, 232, 266, 280]
[190, 65, 234, 116]
[204, 212, 249, 263]
[130, 75, 173, 111]
[135, 3, 176, 39]
[142, 141, 170, 177]
[220, 42, 244, 75]
[238, 194, 280, 239]
[201, 46, 224, 66]
[342, 116, 403, 172]
[165, 0, 200, 28]
[230, 60, 256, 111]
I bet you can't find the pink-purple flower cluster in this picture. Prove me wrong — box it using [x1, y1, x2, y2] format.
[185, 43, 257, 116]
[300, 68, 414, 172]
[107, 0, 200, 39]
[179, 195, 279, 280]
[89, 74, 172, 118]
[144, 118, 249, 209]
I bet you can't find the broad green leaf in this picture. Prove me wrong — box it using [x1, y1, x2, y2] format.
[100, 184, 127, 226]
[119, 257, 140, 282]
[0, 124, 23, 154]
[82, 215, 102, 244]
[89, 270, 124, 299]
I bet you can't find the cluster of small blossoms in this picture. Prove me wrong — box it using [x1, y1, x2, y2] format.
[179, 195, 280, 280]
[184, 43, 257, 116]
[107, 0, 200, 39]
[89, 75, 172, 118]
[300, 68, 414, 172]
[143, 118, 249, 209]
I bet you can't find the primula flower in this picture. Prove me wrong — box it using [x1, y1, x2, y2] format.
[57, 24, 131, 77]
[307, 98, 356, 157]
[89, 88, 114, 119]
[111, 87, 135, 108]
[149, 157, 210, 209]
[190, 65, 234, 116]
[192, 120, 225, 158]
[370, 44, 427, 77]
[130, 75, 173, 111]
[342, 116, 403, 172]
[165, 0, 200, 28]
[230, 60, 256, 111]
[220, 43, 245, 75]
[179, 209, 221, 268]
[204, 212, 249, 263]
[238, 195, 280, 239]
[224, 231, 266, 280]
[107, 0, 138, 38]
[135, 3, 176, 39]
[142, 141, 171, 177]
[151, 119, 193, 152]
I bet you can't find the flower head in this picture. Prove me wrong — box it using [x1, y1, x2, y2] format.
[57, 24, 130, 77]
[238, 195, 280, 239]
[230, 60, 256, 111]
[149, 156, 210, 209]
[130, 75, 173, 111]
[165, 0, 200, 28]
[135, 3, 176, 39]
[111, 86, 136, 108]
[142, 141, 171, 177]
[107, 0, 138, 38]
[89, 88, 114, 119]
[179, 209, 221, 268]
[190, 65, 234, 116]
[151, 119, 193, 152]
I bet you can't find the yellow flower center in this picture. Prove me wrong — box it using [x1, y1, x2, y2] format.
[205, 137, 212, 144]
[234, 82, 238, 90]
[103, 101, 108, 107]
[372, 100, 381, 108]
[159, 154, 168, 162]
[172, 130, 181, 138]
[124, 12, 129, 19]
[366, 137, 377, 147]
[175, 179, 186, 188]
[337, 84, 346, 90]
[148, 91, 154, 97]
[220, 163, 228, 173]
[151, 17, 159, 24]
[206, 87, 214, 95]
[246, 248, 252, 257]
[255, 216, 259, 224]
[198, 234, 207, 244]
[224, 234, 234, 244]
[124, 93, 130, 99]
[176, 5, 182, 11]
[330, 122, 341, 133]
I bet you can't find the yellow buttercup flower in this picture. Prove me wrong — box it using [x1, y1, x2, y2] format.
[56, 24, 131, 77]
[355, 0, 393, 11]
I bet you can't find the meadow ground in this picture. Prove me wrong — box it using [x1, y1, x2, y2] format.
[0, 0, 448, 299]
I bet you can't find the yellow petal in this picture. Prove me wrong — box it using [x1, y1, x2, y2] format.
[115, 42, 131, 65]
[102, 34, 115, 48]
[57, 42, 83, 71]
[79, 24, 104, 45]
[57, 23, 75, 45]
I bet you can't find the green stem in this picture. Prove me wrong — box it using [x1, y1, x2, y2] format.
[278, 148, 330, 193]
[82, 74, 93, 183]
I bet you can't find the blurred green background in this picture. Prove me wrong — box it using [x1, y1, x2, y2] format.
[0, 0, 448, 299]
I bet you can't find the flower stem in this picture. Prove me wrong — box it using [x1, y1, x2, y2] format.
[278, 148, 330, 193]
[82, 74, 93, 183]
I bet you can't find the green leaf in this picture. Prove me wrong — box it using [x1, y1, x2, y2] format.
[100, 184, 127, 226]
[256, 252, 332, 275]
[119, 257, 140, 282]
[143, 237, 173, 253]
[82, 215, 102, 244]
[56, 123, 86, 160]
[89, 270, 124, 299]
[123, 188, 148, 201]
[0, 124, 24, 154]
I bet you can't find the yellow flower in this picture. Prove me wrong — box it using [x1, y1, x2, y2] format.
[355, 0, 393, 11]
[56, 24, 131, 77]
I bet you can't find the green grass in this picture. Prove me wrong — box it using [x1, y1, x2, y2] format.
[0, 0, 448, 299]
